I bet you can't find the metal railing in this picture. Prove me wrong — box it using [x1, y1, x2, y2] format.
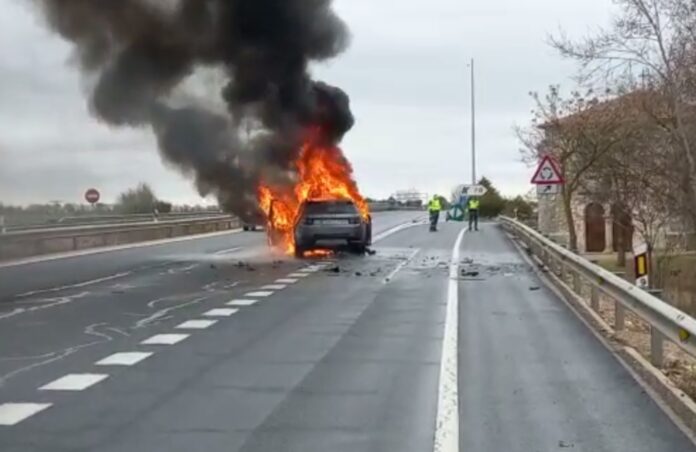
[501, 216, 696, 367]
[1, 211, 227, 233]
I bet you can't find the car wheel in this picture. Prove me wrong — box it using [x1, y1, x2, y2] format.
[294, 244, 305, 259]
[350, 242, 366, 255]
[243, 226, 249, 231]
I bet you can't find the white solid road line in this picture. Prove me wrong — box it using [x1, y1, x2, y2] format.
[176, 319, 219, 329]
[288, 273, 309, 278]
[0, 229, 243, 269]
[433, 227, 466, 452]
[96, 352, 153, 366]
[227, 299, 258, 307]
[245, 291, 274, 297]
[203, 308, 239, 317]
[383, 248, 420, 283]
[261, 284, 286, 290]
[372, 218, 427, 243]
[0, 403, 52, 426]
[40, 373, 109, 391]
[275, 278, 298, 284]
[141, 334, 190, 345]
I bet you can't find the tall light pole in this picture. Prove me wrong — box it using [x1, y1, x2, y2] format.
[470, 58, 477, 185]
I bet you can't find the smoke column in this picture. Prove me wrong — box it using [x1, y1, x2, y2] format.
[32, 0, 354, 220]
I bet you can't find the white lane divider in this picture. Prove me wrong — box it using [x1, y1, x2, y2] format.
[227, 299, 258, 307]
[383, 248, 420, 283]
[288, 273, 309, 278]
[0, 403, 52, 426]
[245, 291, 274, 297]
[176, 319, 218, 329]
[299, 267, 320, 273]
[141, 334, 189, 345]
[433, 228, 466, 452]
[40, 373, 109, 391]
[276, 278, 298, 284]
[261, 284, 286, 290]
[203, 308, 239, 317]
[96, 352, 153, 366]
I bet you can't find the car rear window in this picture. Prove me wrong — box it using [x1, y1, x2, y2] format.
[304, 200, 358, 215]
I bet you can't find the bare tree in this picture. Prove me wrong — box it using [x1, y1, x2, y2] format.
[550, 0, 696, 229]
[518, 86, 631, 251]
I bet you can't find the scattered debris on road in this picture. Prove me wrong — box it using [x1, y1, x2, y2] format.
[461, 270, 480, 277]
[325, 265, 341, 273]
[529, 286, 540, 291]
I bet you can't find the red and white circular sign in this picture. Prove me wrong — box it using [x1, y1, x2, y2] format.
[85, 188, 101, 204]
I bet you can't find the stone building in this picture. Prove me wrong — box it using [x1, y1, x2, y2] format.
[537, 192, 635, 253]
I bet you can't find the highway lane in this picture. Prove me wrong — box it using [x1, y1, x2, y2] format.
[457, 224, 695, 451]
[0, 210, 421, 303]
[1, 218, 694, 451]
[0, 213, 450, 452]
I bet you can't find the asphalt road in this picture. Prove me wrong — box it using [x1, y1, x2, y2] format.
[0, 216, 694, 451]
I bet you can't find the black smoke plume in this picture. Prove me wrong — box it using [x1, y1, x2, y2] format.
[33, 0, 354, 220]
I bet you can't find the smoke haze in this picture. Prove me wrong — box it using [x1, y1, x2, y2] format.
[33, 0, 354, 220]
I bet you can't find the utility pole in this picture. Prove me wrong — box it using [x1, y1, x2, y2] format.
[470, 58, 477, 185]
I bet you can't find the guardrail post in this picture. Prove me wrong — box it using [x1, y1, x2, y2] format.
[650, 327, 665, 367]
[0, 215, 5, 234]
[572, 272, 582, 294]
[614, 301, 625, 331]
[590, 286, 599, 311]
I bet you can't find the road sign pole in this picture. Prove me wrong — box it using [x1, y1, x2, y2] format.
[470, 58, 476, 185]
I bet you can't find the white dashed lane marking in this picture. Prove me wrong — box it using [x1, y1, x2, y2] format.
[227, 299, 258, 307]
[288, 273, 309, 278]
[96, 352, 153, 366]
[261, 284, 286, 290]
[300, 267, 319, 273]
[176, 319, 218, 329]
[245, 291, 274, 297]
[0, 403, 52, 426]
[40, 373, 109, 391]
[141, 334, 189, 345]
[276, 278, 298, 284]
[203, 308, 239, 317]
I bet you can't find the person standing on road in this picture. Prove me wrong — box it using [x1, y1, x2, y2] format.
[468, 196, 480, 231]
[428, 195, 442, 232]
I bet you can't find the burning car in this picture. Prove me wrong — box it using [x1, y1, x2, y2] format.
[293, 199, 371, 256]
[258, 133, 371, 258]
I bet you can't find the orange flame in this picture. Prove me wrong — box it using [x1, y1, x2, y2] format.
[258, 130, 369, 255]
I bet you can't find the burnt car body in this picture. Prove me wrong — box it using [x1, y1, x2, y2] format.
[292, 200, 371, 257]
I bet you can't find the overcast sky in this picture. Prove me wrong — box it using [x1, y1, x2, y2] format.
[0, 0, 613, 205]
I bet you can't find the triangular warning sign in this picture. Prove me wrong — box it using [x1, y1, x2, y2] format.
[531, 155, 564, 185]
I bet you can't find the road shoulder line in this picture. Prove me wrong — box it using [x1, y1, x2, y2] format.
[433, 227, 466, 452]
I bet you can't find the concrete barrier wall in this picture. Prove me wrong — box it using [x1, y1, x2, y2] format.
[0, 216, 240, 262]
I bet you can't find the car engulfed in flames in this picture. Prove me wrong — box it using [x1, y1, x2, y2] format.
[258, 132, 370, 257]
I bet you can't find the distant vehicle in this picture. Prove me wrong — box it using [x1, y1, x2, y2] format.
[242, 222, 261, 231]
[292, 199, 372, 257]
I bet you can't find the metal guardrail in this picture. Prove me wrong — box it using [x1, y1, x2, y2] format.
[501, 216, 696, 367]
[1, 215, 233, 238]
[1, 211, 226, 233]
[0, 216, 240, 262]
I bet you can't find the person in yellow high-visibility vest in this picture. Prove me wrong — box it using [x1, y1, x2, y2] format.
[428, 195, 442, 231]
[468, 197, 480, 231]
